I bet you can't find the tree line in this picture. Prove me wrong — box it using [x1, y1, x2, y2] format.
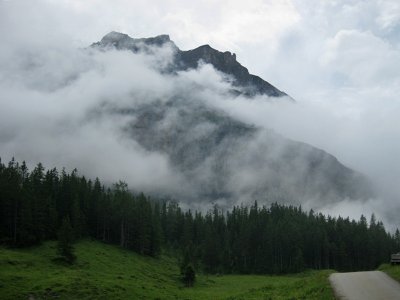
[0, 158, 399, 273]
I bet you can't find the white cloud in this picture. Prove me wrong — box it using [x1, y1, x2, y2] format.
[162, 0, 300, 50]
[321, 29, 400, 86]
[376, 0, 400, 30]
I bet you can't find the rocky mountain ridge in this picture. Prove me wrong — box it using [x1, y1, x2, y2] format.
[92, 31, 287, 97]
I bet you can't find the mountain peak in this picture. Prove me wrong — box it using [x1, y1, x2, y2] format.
[151, 34, 171, 42]
[94, 32, 174, 50]
[92, 32, 288, 98]
[138, 34, 172, 47]
[101, 31, 129, 43]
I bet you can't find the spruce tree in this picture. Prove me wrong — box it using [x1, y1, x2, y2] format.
[57, 217, 76, 264]
[182, 263, 196, 287]
[395, 229, 400, 252]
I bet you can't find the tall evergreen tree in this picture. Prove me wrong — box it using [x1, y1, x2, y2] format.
[57, 217, 76, 264]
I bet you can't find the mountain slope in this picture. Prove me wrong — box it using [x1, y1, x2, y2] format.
[121, 100, 371, 205]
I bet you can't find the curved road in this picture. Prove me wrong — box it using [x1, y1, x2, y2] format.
[329, 271, 400, 300]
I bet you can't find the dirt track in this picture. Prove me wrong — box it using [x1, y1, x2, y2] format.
[329, 271, 400, 300]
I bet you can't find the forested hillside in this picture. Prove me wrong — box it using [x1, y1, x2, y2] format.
[0, 158, 398, 274]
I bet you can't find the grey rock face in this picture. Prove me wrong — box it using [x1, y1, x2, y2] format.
[177, 45, 286, 97]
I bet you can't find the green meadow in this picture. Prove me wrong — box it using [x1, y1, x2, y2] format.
[0, 240, 334, 300]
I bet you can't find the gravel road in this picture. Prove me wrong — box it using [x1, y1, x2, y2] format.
[329, 271, 400, 300]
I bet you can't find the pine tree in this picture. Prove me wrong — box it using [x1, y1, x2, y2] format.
[149, 202, 162, 257]
[180, 242, 195, 274]
[182, 263, 196, 287]
[57, 217, 76, 264]
[395, 229, 400, 252]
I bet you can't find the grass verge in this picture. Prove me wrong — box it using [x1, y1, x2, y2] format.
[379, 264, 400, 282]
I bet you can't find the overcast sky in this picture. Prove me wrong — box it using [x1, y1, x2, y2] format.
[1, 0, 400, 225]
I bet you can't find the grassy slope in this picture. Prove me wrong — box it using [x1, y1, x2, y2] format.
[0, 240, 334, 300]
[379, 264, 400, 282]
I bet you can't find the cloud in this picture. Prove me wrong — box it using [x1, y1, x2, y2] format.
[321, 29, 400, 86]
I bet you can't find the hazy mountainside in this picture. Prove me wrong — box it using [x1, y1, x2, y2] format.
[91, 32, 372, 207]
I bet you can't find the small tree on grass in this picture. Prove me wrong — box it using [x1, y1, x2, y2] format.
[181, 243, 196, 287]
[182, 263, 196, 287]
[57, 217, 76, 264]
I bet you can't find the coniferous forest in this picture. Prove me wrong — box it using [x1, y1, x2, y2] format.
[1, 158, 399, 274]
